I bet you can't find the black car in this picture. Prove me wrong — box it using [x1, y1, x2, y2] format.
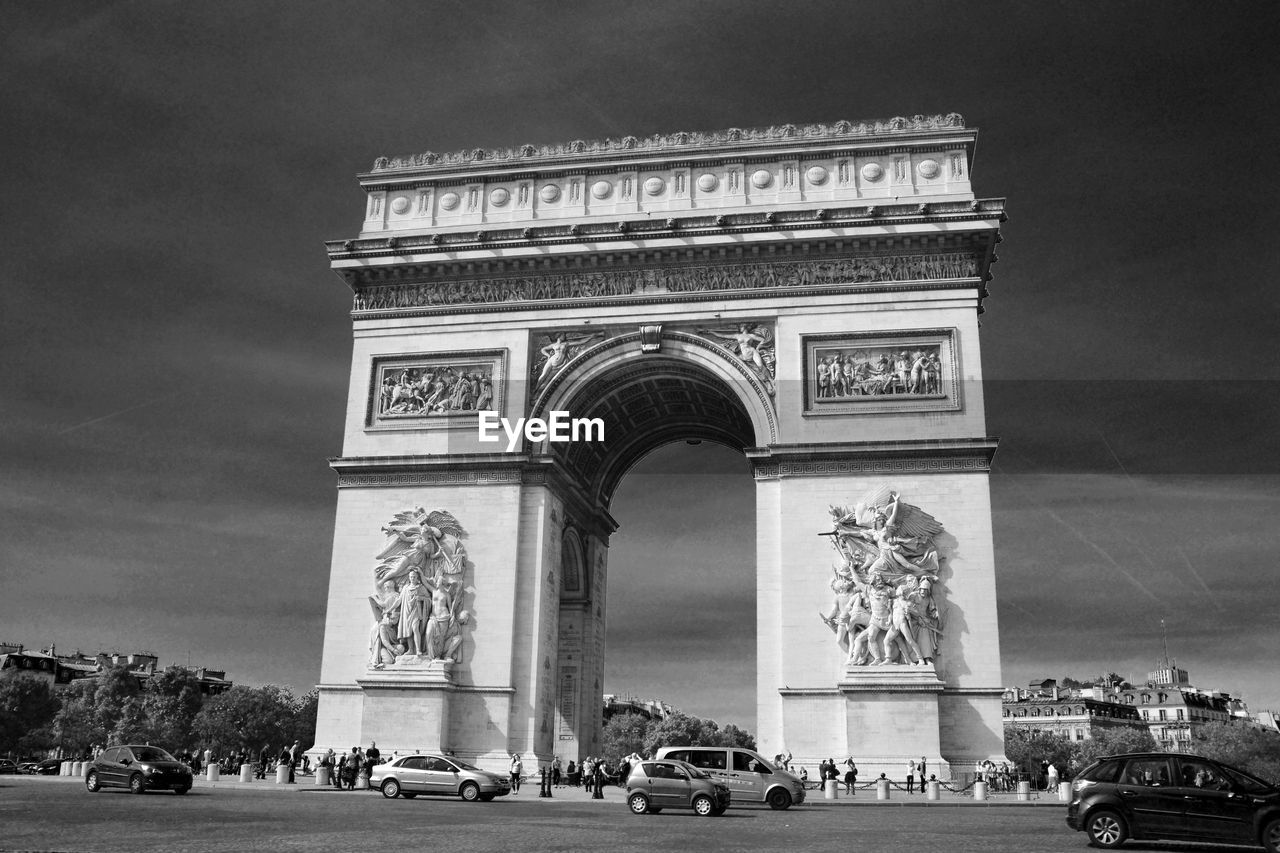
[31, 758, 62, 775]
[86, 745, 193, 795]
[1066, 751, 1280, 851]
[0, 759, 17, 775]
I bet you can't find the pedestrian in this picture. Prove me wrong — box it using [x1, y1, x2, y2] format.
[918, 756, 927, 793]
[289, 740, 301, 783]
[552, 755, 562, 787]
[906, 757, 916, 794]
[566, 759, 577, 786]
[843, 757, 858, 795]
[366, 741, 380, 766]
[1047, 762, 1059, 792]
[509, 753, 523, 794]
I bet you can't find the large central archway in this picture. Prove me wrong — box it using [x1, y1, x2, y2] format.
[530, 330, 774, 508]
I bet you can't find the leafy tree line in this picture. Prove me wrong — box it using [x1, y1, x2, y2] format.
[1, 664, 316, 759]
[1005, 723, 1280, 783]
[600, 710, 755, 762]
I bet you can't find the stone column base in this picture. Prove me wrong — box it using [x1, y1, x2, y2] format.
[357, 661, 455, 754]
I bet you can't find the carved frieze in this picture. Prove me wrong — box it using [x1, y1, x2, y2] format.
[803, 329, 960, 415]
[353, 252, 980, 312]
[368, 350, 505, 427]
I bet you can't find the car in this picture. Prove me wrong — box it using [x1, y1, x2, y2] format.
[86, 745, 193, 795]
[369, 754, 511, 802]
[1065, 751, 1280, 851]
[31, 758, 63, 775]
[626, 759, 731, 816]
[655, 746, 806, 810]
[0, 759, 18, 774]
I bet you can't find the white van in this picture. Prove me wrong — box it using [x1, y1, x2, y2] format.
[654, 746, 805, 809]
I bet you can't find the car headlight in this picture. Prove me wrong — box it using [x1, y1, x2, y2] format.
[1072, 779, 1093, 792]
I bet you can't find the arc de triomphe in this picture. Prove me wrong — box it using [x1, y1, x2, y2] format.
[314, 115, 1007, 778]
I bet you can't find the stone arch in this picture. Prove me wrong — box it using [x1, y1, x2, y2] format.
[528, 330, 775, 507]
[560, 526, 587, 599]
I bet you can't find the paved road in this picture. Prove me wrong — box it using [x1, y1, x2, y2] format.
[0, 775, 1254, 853]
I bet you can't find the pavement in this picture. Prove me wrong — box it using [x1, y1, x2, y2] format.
[27, 772, 1069, 806]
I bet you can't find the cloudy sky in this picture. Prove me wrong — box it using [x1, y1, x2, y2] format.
[3, 1, 1277, 730]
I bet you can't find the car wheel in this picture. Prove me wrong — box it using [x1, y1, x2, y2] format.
[85, 770, 101, 793]
[380, 779, 401, 799]
[692, 794, 715, 816]
[1085, 809, 1128, 849]
[1262, 817, 1280, 853]
[628, 792, 650, 814]
[460, 781, 480, 802]
[767, 788, 793, 810]
[173, 786, 190, 795]
[129, 773, 146, 795]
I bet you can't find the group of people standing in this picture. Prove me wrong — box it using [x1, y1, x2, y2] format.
[810, 755, 933, 794]
[319, 742, 382, 790]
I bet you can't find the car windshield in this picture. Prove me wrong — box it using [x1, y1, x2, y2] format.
[451, 760, 482, 772]
[1219, 764, 1273, 795]
[132, 747, 176, 762]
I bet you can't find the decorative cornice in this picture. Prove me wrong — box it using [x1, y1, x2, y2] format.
[367, 115, 967, 175]
[327, 199, 1006, 261]
[748, 438, 999, 479]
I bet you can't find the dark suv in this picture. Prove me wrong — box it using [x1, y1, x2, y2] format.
[1066, 751, 1279, 851]
[86, 745, 193, 795]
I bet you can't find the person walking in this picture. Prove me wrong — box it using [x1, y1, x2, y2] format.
[906, 758, 916, 794]
[366, 741, 380, 766]
[257, 744, 270, 780]
[509, 753, 523, 794]
[288, 740, 301, 783]
[918, 756, 927, 793]
[551, 755, 562, 787]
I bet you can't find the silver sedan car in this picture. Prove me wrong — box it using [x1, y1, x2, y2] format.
[370, 755, 511, 802]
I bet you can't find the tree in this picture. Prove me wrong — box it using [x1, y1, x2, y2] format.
[601, 712, 651, 761]
[1070, 725, 1158, 773]
[0, 675, 61, 757]
[291, 689, 318, 753]
[51, 665, 142, 757]
[638, 711, 757, 758]
[1004, 728, 1073, 778]
[1192, 722, 1280, 784]
[193, 685, 299, 755]
[139, 668, 204, 749]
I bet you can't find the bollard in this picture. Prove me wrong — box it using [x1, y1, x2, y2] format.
[876, 779, 890, 800]
[316, 766, 330, 786]
[206, 763, 220, 781]
[591, 773, 603, 800]
[1016, 780, 1030, 801]
[356, 771, 369, 790]
[1058, 781, 1071, 801]
[59, 761, 69, 776]
[824, 779, 838, 799]
[926, 780, 940, 800]
[973, 780, 987, 801]
[70, 761, 81, 777]
[276, 763, 289, 783]
[540, 767, 553, 798]
[80, 762, 90, 778]
[240, 763, 253, 783]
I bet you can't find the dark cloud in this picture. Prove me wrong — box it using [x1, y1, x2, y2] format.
[2, 1, 1278, 727]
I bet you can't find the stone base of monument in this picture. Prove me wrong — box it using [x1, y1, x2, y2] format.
[357, 660, 454, 754]
[835, 666, 949, 780]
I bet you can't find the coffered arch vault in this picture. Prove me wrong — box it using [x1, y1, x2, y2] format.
[527, 330, 775, 508]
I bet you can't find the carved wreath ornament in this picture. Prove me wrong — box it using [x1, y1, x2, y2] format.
[819, 486, 946, 669]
